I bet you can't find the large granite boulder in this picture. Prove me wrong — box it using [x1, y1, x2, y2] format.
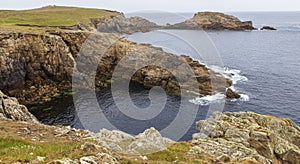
[191, 112, 300, 163]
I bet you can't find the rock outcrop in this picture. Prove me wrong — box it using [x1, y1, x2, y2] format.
[0, 90, 38, 122]
[0, 31, 237, 103]
[167, 12, 255, 30]
[191, 112, 300, 163]
[91, 127, 174, 155]
[96, 15, 160, 34]
[261, 26, 277, 30]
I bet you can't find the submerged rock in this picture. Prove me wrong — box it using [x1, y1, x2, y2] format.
[191, 112, 300, 163]
[261, 26, 277, 30]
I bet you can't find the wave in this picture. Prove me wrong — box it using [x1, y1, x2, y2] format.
[189, 65, 250, 106]
[189, 93, 225, 106]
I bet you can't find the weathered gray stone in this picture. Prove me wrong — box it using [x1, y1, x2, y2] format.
[191, 112, 300, 164]
[0, 90, 38, 122]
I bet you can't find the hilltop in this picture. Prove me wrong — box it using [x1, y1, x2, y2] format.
[0, 5, 120, 32]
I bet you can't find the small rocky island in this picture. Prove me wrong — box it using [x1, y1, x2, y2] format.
[166, 12, 256, 30]
[0, 6, 298, 164]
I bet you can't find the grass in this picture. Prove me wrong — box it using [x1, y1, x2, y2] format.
[0, 5, 120, 32]
[0, 138, 85, 163]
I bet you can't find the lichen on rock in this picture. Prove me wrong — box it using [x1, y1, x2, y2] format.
[191, 112, 300, 163]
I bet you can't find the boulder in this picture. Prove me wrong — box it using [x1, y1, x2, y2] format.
[225, 88, 241, 99]
[91, 127, 174, 155]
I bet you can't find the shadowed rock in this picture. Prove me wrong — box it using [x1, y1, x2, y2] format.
[0, 90, 38, 122]
[261, 26, 277, 30]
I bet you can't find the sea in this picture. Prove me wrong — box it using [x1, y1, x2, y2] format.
[30, 12, 300, 141]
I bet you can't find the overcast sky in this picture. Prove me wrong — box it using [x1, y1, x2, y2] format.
[1, 0, 300, 12]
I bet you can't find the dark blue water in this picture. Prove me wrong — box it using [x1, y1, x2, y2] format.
[32, 12, 300, 141]
[128, 12, 300, 125]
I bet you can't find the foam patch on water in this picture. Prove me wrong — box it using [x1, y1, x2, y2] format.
[209, 66, 248, 84]
[189, 93, 226, 106]
[189, 65, 250, 106]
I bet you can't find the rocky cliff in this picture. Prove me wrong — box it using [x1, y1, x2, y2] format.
[0, 31, 237, 104]
[167, 12, 255, 30]
[96, 15, 161, 34]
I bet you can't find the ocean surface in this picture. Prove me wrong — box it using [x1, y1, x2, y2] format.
[30, 12, 300, 141]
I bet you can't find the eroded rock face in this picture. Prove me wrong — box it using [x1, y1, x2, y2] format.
[101, 40, 233, 96]
[167, 12, 255, 31]
[191, 112, 300, 163]
[0, 32, 78, 103]
[96, 15, 160, 34]
[0, 90, 38, 122]
[0, 31, 237, 103]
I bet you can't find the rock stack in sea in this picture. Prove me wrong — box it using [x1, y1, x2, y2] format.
[166, 12, 256, 30]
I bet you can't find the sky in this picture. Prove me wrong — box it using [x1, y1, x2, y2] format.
[0, 0, 300, 12]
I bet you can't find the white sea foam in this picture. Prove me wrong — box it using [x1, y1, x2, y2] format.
[189, 93, 226, 106]
[239, 94, 250, 102]
[189, 65, 250, 106]
[209, 66, 248, 84]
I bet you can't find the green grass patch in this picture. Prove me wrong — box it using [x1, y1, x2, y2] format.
[147, 142, 192, 162]
[0, 5, 119, 32]
[0, 137, 84, 163]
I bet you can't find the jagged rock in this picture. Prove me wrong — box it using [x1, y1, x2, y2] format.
[0, 90, 38, 122]
[0, 30, 238, 103]
[191, 112, 300, 163]
[261, 26, 277, 30]
[225, 88, 241, 99]
[129, 127, 175, 153]
[80, 142, 102, 153]
[91, 127, 174, 155]
[96, 15, 160, 34]
[167, 12, 255, 31]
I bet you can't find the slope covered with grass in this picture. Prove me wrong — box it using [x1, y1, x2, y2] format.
[0, 5, 120, 32]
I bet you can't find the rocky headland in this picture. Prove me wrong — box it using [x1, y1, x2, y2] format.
[95, 11, 256, 34]
[0, 29, 237, 105]
[0, 6, 296, 164]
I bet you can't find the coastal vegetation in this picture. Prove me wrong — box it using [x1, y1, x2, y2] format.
[0, 6, 120, 32]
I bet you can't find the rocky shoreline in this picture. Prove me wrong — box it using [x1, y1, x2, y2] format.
[0, 91, 299, 163]
[0, 6, 293, 164]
